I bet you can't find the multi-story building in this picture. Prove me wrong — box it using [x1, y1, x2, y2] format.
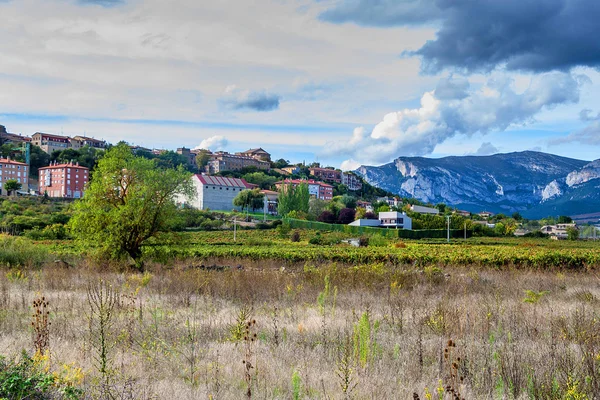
[275, 179, 333, 201]
[32, 132, 106, 154]
[31, 133, 71, 154]
[309, 167, 342, 183]
[0, 158, 29, 195]
[71, 136, 107, 150]
[342, 172, 362, 191]
[38, 161, 89, 198]
[178, 174, 253, 210]
[237, 148, 271, 162]
[206, 151, 270, 174]
[176, 147, 198, 166]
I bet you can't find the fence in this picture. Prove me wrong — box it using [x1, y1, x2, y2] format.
[282, 218, 472, 239]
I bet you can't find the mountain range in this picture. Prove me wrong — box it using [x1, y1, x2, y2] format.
[355, 151, 600, 219]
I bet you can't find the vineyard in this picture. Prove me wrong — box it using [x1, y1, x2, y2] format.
[143, 230, 600, 270]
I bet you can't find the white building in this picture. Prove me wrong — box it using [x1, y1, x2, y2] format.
[179, 174, 252, 211]
[379, 211, 412, 229]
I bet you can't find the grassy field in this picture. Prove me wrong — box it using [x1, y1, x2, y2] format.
[1, 231, 600, 398]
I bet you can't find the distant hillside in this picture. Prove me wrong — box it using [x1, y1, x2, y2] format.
[355, 151, 599, 218]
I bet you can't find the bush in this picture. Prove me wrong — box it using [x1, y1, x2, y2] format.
[0, 351, 83, 399]
[276, 221, 291, 237]
[358, 236, 369, 247]
[318, 211, 336, 224]
[337, 208, 356, 225]
[309, 233, 322, 245]
[0, 235, 49, 268]
[290, 230, 301, 242]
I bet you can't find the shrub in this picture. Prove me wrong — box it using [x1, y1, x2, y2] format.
[358, 236, 369, 247]
[290, 230, 301, 242]
[338, 208, 356, 225]
[0, 235, 49, 268]
[318, 211, 336, 224]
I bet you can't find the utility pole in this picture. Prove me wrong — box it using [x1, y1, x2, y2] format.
[464, 222, 467, 240]
[233, 217, 237, 242]
[446, 215, 451, 243]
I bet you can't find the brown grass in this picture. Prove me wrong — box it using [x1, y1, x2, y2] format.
[1, 260, 599, 398]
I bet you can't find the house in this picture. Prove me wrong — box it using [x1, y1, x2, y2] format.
[236, 148, 271, 162]
[261, 190, 279, 214]
[411, 205, 439, 215]
[378, 197, 401, 208]
[454, 210, 471, 217]
[281, 166, 300, 175]
[0, 125, 31, 145]
[31, 132, 71, 154]
[70, 136, 107, 150]
[342, 172, 362, 191]
[540, 223, 577, 240]
[309, 167, 342, 183]
[206, 151, 270, 173]
[275, 179, 333, 201]
[129, 145, 152, 154]
[379, 211, 412, 230]
[179, 174, 253, 211]
[38, 161, 89, 198]
[0, 158, 29, 195]
[478, 211, 495, 218]
[356, 200, 373, 212]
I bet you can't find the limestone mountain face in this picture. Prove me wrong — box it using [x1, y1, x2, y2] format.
[355, 151, 599, 218]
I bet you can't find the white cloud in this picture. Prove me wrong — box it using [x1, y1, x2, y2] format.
[324, 72, 584, 165]
[194, 135, 228, 151]
[340, 159, 361, 171]
[471, 142, 499, 156]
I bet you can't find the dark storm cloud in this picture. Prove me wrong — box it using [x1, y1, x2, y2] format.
[319, 0, 440, 26]
[321, 0, 600, 73]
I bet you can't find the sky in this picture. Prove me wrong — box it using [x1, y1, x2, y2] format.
[1, 0, 599, 170]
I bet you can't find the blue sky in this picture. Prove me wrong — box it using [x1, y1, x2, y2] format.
[1, 0, 599, 168]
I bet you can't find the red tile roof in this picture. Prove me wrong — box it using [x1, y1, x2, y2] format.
[0, 158, 28, 166]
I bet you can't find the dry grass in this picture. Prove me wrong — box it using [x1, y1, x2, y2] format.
[1, 260, 600, 399]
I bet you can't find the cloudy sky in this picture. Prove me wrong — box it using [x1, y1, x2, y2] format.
[1, 0, 599, 169]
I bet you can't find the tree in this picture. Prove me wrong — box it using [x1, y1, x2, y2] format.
[318, 210, 336, 223]
[4, 179, 21, 196]
[277, 182, 309, 216]
[339, 194, 357, 209]
[338, 208, 356, 225]
[195, 149, 211, 171]
[271, 158, 289, 169]
[567, 227, 579, 241]
[69, 143, 192, 269]
[242, 172, 277, 190]
[558, 215, 573, 224]
[233, 189, 264, 213]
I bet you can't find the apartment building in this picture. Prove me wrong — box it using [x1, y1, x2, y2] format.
[275, 179, 333, 201]
[38, 161, 89, 198]
[309, 167, 342, 183]
[342, 172, 362, 191]
[71, 136, 107, 150]
[32, 132, 107, 154]
[0, 158, 29, 195]
[176, 147, 198, 166]
[205, 151, 270, 174]
[32, 133, 71, 154]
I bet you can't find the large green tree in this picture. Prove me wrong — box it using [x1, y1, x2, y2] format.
[69, 143, 192, 268]
[3, 179, 21, 196]
[233, 188, 265, 212]
[277, 182, 309, 216]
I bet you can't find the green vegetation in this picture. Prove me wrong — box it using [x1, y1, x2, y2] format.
[68, 143, 193, 267]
